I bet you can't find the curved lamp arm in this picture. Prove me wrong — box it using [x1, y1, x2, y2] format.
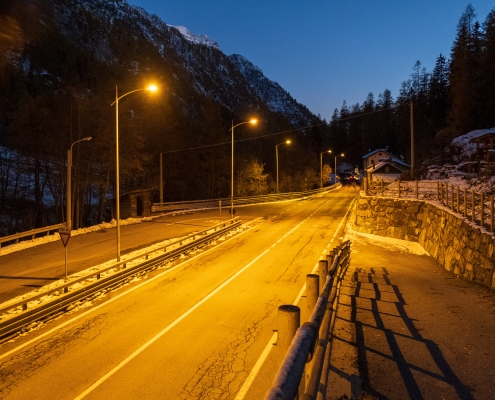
[110, 85, 158, 106]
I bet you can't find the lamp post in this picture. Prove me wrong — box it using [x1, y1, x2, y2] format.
[111, 84, 158, 262]
[230, 118, 257, 218]
[320, 150, 332, 188]
[67, 137, 92, 230]
[335, 153, 344, 184]
[276, 140, 291, 193]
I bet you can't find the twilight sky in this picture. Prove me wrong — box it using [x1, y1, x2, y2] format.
[127, 1, 494, 121]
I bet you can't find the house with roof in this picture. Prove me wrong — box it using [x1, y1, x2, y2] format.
[452, 127, 495, 171]
[362, 149, 410, 182]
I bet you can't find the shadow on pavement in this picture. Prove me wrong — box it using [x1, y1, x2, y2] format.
[350, 266, 474, 400]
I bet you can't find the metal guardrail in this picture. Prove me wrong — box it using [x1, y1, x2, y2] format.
[438, 182, 495, 232]
[0, 217, 241, 341]
[151, 185, 338, 213]
[0, 223, 65, 247]
[265, 240, 351, 400]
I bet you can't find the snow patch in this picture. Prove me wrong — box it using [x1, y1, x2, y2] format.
[168, 25, 221, 50]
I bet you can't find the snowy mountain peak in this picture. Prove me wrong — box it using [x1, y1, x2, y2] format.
[168, 25, 221, 50]
[229, 54, 263, 75]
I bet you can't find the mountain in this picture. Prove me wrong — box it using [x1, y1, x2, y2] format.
[0, 0, 328, 232]
[26, 0, 316, 124]
[228, 54, 314, 124]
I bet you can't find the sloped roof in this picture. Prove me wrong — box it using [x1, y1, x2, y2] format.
[362, 149, 390, 159]
[366, 159, 410, 173]
[452, 128, 495, 148]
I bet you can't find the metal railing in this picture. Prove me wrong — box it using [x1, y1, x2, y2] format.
[365, 179, 438, 200]
[438, 182, 495, 232]
[0, 223, 65, 248]
[265, 240, 351, 400]
[0, 218, 241, 341]
[151, 185, 338, 213]
[364, 179, 495, 233]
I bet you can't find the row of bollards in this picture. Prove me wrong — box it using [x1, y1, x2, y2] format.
[267, 241, 351, 400]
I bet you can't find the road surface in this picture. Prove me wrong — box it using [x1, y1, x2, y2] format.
[0, 187, 357, 399]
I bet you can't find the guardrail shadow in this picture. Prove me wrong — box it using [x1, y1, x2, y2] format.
[336, 266, 474, 400]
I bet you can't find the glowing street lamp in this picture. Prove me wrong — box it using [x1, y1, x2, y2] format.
[320, 150, 332, 188]
[111, 84, 158, 262]
[276, 140, 291, 193]
[67, 137, 92, 230]
[230, 118, 257, 217]
[335, 153, 344, 184]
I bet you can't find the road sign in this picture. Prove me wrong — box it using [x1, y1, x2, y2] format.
[59, 226, 71, 247]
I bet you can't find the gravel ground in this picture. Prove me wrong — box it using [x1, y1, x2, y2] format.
[327, 233, 495, 400]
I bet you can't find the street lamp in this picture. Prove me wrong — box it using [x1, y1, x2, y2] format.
[67, 137, 92, 230]
[335, 153, 344, 184]
[111, 84, 158, 262]
[230, 118, 257, 217]
[276, 140, 291, 193]
[320, 150, 332, 188]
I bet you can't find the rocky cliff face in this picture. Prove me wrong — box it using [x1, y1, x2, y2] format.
[23, 0, 318, 122]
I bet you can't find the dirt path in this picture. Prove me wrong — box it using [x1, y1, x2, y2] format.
[327, 233, 495, 400]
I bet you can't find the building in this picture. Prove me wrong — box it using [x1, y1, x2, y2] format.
[452, 128, 495, 172]
[363, 149, 410, 182]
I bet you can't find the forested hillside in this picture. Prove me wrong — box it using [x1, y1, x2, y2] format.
[0, 0, 325, 233]
[329, 4, 495, 169]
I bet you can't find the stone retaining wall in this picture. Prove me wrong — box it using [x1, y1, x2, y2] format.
[353, 194, 495, 289]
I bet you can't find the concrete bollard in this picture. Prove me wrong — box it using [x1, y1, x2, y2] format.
[306, 274, 319, 317]
[277, 305, 300, 366]
[326, 251, 335, 274]
[318, 260, 328, 293]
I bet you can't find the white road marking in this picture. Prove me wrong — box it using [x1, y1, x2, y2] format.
[74, 248, 271, 399]
[0, 223, 260, 362]
[74, 202, 334, 398]
[234, 199, 354, 399]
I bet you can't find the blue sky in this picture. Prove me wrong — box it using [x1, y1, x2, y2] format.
[128, 1, 495, 121]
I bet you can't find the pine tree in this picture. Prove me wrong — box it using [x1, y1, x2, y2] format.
[448, 4, 483, 137]
[480, 8, 495, 127]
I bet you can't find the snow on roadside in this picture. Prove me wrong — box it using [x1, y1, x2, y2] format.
[0, 215, 162, 257]
[344, 228, 429, 256]
[0, 223, 247, 322]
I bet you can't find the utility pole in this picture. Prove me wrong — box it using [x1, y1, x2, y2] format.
[410, 101, 414, 179]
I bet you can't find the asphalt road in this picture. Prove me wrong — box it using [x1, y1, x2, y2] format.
[0, 187, 357, 399]
[0, 209, 269, 303]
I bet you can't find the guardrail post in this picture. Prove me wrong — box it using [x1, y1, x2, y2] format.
[446, 184, 449, 208]
[277, 305, 300, 367]
[481, 192, 485, 229]
[318, 260, 328, 293]
[398, 179, 401, 198]
[326, 251, 335, 275]
[437, 181, 440, 200]
[491, 195, 494, 232]
[381, 179, 384, 196]
[456, 186, 460, 213]
[472, 190, 476, 223]
[416, 180, 418, 199]
[464, 188, 468, 217]
[306, 274, 319, 316]
[303, 274, 318, 392]
[451, 185, 454, 210]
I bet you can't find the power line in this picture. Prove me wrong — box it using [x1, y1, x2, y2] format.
[156, 121, 328, 155]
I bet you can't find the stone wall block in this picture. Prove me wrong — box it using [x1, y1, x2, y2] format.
[353, 194, 495, 289]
